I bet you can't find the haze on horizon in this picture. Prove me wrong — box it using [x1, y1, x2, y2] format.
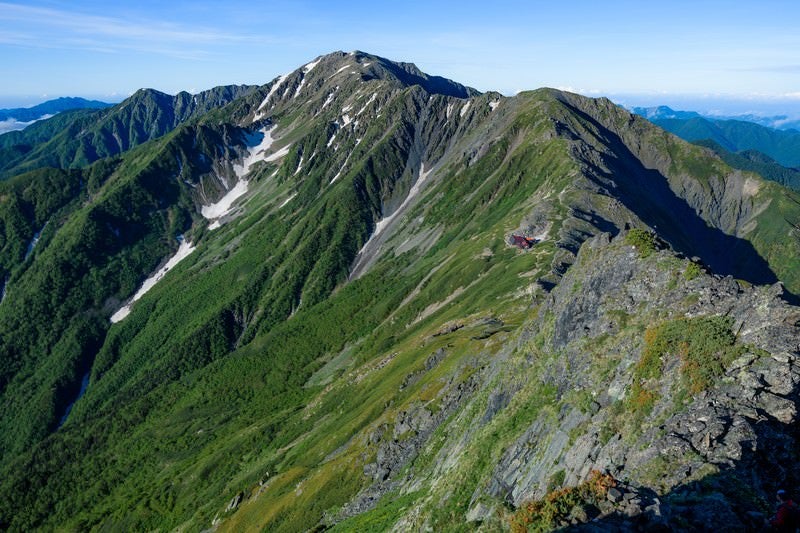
[1, 0, 799, 117]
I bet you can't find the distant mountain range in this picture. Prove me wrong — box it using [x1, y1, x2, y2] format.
[0, 97, 113, 135]
[631, 105, 800, 131]
[691, 138, 800, 191]
[0, 97, 113, 122]
[631, 105, 800, 168]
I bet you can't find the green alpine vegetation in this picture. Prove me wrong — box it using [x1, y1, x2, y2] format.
[0, 84, 257, 179]
[1, 51, 800, 531]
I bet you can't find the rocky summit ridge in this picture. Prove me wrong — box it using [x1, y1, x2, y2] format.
[0, 51, 799, 531]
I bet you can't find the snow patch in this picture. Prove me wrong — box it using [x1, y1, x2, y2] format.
[259, 73, 289, 110]
[330, 152, 352, 184]
[373, 164, 432, 241]
[279, 192, 297, 208]
[111, 238, 196, 323]
[303, 58, 321, 73]
[294, 154, 305, 175]
[446, 102, 454, 118]
[327, 132, 337, 148]
[293, 79, 307, 99]
[362, 61, 372, 67]
[460, 101, 471, 117]
[293, 59, 319, 98]
[489, 100, 500, 111]
[335, 65, 350, 75]
[322, 88, 337, 109]
[265, 144, 291, 162]
[356, 93, 378, 115]
[201, 127, 278, 224]
[341, 114, 352, 127]
[0, 276, 7, 304]
[202, 179, 249, 222]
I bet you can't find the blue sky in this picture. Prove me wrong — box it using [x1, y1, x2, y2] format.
[2, 0, 800, 115]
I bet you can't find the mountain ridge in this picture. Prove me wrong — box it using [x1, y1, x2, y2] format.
[0, 50, 799, 531]
[631, 104, 800, 131]
[0, 84, 257, 179]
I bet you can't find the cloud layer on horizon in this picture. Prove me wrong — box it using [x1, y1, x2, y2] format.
[0, 114, 54, 135]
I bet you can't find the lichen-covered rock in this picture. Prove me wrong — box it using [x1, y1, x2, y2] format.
[325, 231, 799, 531]
[477, 232, 800, 529]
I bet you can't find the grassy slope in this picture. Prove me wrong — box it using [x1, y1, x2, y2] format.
[1, 78, 800, 532]
[0, 90, 577, 531]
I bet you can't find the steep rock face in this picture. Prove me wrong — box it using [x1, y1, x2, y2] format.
[482, 233, 800, 529]
[541, 91, 784, 289]
[496, 236, 800, 482]
[561, 92, 761, 237]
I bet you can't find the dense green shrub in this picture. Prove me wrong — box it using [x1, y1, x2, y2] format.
[624, 228, 658, 258]
[640, 315, 743, 394]
[683, 261, 702, 280]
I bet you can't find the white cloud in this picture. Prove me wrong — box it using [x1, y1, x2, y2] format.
[0, 118, 28, 134]
[0, 2, 267, 59]
[0, 114, 53, 135]
[555, 86, 605, 96]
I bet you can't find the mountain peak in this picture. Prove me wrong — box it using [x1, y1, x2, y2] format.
[268, 50, 478, 103]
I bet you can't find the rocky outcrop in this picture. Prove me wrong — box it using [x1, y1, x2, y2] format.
[333, 362, 482, 522]
[482, 232, 800, 529]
